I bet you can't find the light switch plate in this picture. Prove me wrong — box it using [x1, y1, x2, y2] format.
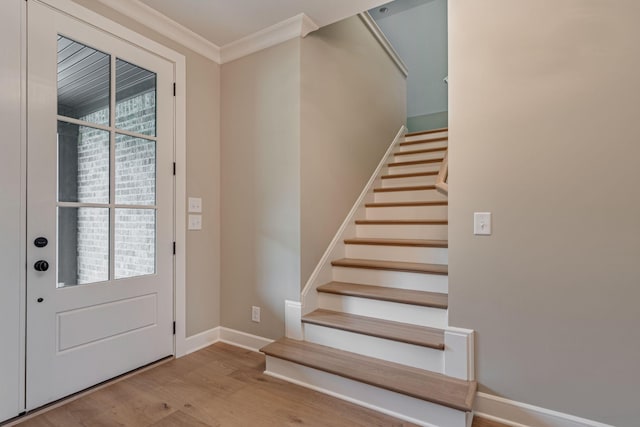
[188, 197, 202, 213]
[474, 212, 492, 235]
[188, 214, 202, 230]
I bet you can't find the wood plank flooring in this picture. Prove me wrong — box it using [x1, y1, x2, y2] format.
[9, 342, 507, 427]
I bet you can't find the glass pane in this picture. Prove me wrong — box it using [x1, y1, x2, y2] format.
[115, 134, 156, 205]
[58, 121, 110, 204]
[116, 59, 156, 136]
[115, 209, 156, 279]
[58, 207, 109, 287]
[57, 36, 110, 126]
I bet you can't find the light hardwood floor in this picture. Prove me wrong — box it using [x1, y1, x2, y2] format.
[11, 342, 507, 427]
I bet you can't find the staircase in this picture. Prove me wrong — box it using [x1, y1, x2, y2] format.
[261, 128, 476, 427]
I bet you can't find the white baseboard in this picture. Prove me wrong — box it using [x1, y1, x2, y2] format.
[475, 392, 614, 427]
[218, 327, 274, 352]
[183, 327, 221, 355]
[183, 326, 274, 355]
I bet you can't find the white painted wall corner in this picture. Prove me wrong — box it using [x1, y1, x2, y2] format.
[285, 300, 303, 340]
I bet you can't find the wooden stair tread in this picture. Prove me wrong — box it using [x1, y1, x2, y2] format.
[374, 185, 436, 193]
[331, 258, 448, 275]
[380, 171, 438, 179]
[365, 201, 447, 208]
[405, 127, 448, 137]
[388, 158, 443, 167]
[399, 136, 448, 147]
[395, 146, 447, 156]
[261, 338, 476, 412]
[343, 237, 448, 248]
[303, 309, 445, 349]
[355, 219, 448, 225]
[317, 281, 448, 308]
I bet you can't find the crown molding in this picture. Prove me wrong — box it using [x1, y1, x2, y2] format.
[94, 0, 319, 65]
[358, 12, 408, 78]
[96, 0, 221, 63]
[219, 13, 319, 64]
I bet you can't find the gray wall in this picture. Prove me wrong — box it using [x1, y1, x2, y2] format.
[221, 39, 302, 339]
[300, 15, 407, 284]
[221, 17, 407, 339]
[375, 0, 447, 129]
[73, 0, 222, 337]
[0, 0, 24, 419]
[448, 1, 640, 425]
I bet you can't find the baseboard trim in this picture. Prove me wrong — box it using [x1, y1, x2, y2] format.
[183, 327, 274, 355]
[218, 328, 274, 353]
[183, 327, 221, 355]
[475, 392, 614, 427]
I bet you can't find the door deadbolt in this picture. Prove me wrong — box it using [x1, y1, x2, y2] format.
[34, 237, 48, 248]
[34, 260, 49, 272]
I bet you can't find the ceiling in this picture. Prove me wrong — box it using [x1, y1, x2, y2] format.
[368, 0, 435, 20]
[136, 0, 391, 47]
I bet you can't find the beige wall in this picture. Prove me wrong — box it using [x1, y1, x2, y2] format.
[300, 16, 407, 284]
[448, 1, 640, 425]
[73, 0, 222, 337]
[220, 18, 406, 338]
[220, 39, 302, 339]
[0, 1, 24, 419]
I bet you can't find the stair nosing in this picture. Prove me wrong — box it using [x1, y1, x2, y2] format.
[355, 219, 448, 225]
[395, 146, 447, 156]
[404, 128, 448, 137]
[388, 158, 444, 167]
[331, 258, 448, 275]
[302, 309, 445, 350]
[373, 185, 436, 193]
[343, 237, 448, 248]
[365, 201, 447, 208]
[317, 281, 448, 308]
[261, 338, 476, 412]
[380, 171, 439, 179]
[399, 136, 448, 147]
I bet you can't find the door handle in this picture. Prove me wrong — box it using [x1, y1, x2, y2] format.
[34, 260, 49, 272]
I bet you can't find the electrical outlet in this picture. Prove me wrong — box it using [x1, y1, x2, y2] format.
[251, 306, 261, 323]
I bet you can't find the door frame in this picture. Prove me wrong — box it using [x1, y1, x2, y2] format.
[25, 0, 187, 368]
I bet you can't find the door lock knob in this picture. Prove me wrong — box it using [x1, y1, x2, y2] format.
[34, 260, 49, 272]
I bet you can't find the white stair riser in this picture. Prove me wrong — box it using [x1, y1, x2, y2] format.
[403, 131, 448, 142]
[332, 266, 448, 293]
[381, 174, 437, 187]
[303, 323, 445, 372]
[318, 293, 448, 328]
[399, 141, 448, 152]
[366, 205, 448, 220]
[387, 163, 441, 175]
[356, 223, 448, 240]
[374, 189, 446, 203]
[394, 151, 446, 163]
[346, 244, 448, 264]
[265, 357, 471, 427]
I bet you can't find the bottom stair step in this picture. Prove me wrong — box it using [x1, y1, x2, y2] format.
[261, 338, 476, 413]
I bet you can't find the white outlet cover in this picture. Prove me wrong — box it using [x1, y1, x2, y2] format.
[188, 214, 202, 230]
[474, 212, 492, 235]
[188, 197, 202, 213]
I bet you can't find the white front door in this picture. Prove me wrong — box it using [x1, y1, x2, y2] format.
[26, 1, 175, 409]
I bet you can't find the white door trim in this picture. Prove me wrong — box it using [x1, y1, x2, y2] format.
[36, 0, 188, 358]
